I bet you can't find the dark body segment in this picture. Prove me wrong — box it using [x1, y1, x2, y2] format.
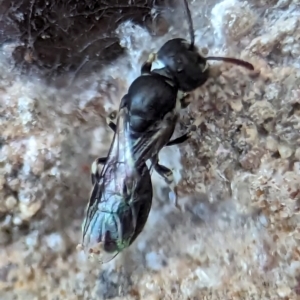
[125, 73, 178, 134]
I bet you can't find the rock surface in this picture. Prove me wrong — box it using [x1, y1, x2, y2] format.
[0, 0, 300, 299]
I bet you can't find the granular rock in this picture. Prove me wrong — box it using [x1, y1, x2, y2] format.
[1, 0, 300, 299]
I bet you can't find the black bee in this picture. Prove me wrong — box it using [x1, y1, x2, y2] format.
[79, 0, 254, 263]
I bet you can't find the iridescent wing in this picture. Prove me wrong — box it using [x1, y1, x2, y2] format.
[80, 106, 141, 263]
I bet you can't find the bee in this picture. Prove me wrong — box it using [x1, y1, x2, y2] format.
[79, 0, 255, 263]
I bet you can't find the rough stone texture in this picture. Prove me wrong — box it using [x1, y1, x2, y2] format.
[1, 0, 300, 299]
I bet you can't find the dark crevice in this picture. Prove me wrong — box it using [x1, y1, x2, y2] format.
[0, 0, 175, 79]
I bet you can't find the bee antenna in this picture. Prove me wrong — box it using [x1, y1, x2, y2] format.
[183, 0, 195, 48]
[206, 56, 255, 71]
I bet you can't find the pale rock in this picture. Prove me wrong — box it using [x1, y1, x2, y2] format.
[278, 143, 294, 159]
[0, 175, 5, 190]
[279, 210, 290, 219]
[249, 100, 276, 125]
[229, 99, 243, 112]
[12, 216, 22, 226]
[276, 285, 291, 297]
[6, 178, 20, 191]
[5, 195, 18, 210]
[31, 158, 45, 175]
[295, 148, 300, 160]
[240, 148, 265, 170]
[293, 162, 300, 175]
[265, 136, 278, 152]
[19, 201, 42, 220]
[44, 233, 67, 253]
[0, 199, 7, 213]
[143, 295, 160, 300]
[227, 4, 257, 40]
[242, 123, 258, 144]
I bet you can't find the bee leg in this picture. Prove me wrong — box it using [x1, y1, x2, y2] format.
[181, 93, 192, 109]
[141, 52, 157, 75]
[91, 157, 107, 185]
[166, 124, 197, 146]
[106, 110, 117, 133]
[176, 91, 192, 109]
[106, 120, 117, 133]
[152, 157, 182, 211]
[131, 205, 138, 235]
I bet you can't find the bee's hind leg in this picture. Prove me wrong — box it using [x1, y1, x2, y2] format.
[91, 157, 107, 185]
[151, 156, 183, 212]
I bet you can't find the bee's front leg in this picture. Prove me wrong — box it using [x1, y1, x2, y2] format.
[141, 52, 157, 75]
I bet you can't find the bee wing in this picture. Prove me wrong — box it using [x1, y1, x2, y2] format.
[130, 116, 175, 167]
[81, 107, 139, 263]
